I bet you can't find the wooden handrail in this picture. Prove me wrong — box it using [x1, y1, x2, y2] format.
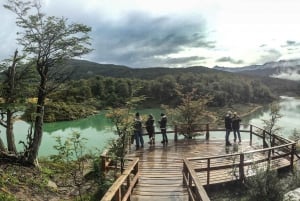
[100, 158, 139, 201]
[183, 158, 210, 201]
[187, 142, 295, 161]
[103, 123, 296, 200]
[186, 140, 295, 185]
[101, 149, 111, 173]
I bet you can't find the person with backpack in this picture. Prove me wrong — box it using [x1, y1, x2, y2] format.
[158, 113, 168, 144]
[232, 112, 242, 143]
[134, 112, 144, 149]
[145, 114, 155, 145]
[224, 111, 233, 146]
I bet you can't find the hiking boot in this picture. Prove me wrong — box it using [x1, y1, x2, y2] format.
[226, 142, 232, 146]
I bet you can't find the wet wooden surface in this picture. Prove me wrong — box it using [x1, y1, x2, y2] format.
[126, 136, 245, 201]
[126, 136, 290, 201]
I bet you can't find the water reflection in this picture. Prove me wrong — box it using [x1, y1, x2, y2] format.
[1, 97, 299, 157]
[247, 96, 300, 138]
[43, 112, 111, 133]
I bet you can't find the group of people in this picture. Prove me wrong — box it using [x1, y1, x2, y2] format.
[224, 111, 242, 146]
[133, 112, 168, 149]
[134, 110, 242, 149]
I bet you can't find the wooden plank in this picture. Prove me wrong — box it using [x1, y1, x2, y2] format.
[125, 132, 294, 201]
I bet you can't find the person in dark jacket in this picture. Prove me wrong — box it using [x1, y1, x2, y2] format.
[224, 111, 232, 146]
[134, 112, 144, 149]
[145, 114, 155, 144]
[232, 112, 242, 143]
[158, 113, 168, 144]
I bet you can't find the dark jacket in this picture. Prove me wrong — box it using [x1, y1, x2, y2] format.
[145, 118, 155, 133]
[232, 116, 241, 130]
[159, 116, 167, 129]
[134, 118, 142, 132]
[224, 115, 232, 130]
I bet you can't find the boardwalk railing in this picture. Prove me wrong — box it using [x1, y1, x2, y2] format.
[183, 158, 211, 201]
[184, 124, 296, 186]
[101, 123, 296, 200]
[187, 142, 295, 185]
[100, 158, 139, 201]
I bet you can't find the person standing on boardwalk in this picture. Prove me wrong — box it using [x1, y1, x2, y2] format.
[159, 113, 168, 144]
[232, 112, 242, 143]
[224, 111, 233, 146]
[145, 114, 155, 144]
[134, 112, 144, 149]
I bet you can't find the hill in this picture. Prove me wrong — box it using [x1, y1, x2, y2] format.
[65, 59, 218, 80]
[213, 59, 300, 81]
[64, 59, 300, 97]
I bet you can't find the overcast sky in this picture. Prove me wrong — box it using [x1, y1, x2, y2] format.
[1, 0, 300, 68]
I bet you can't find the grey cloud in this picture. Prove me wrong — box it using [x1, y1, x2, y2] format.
[165, 56, 207, 65]
[216, 57, 244, 65]
[256, 49, 282, 64]
[281, 40, 300, 48]
[286, 40, 297, 46]
[88, 12, 213, 67]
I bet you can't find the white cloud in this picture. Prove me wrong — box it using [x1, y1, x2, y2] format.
[1, 0, 300, 67]
[271, 70, 300, 81]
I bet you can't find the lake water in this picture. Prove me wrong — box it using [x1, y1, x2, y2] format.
[244, 96, 300, 137]
[1, 97, 299, 157]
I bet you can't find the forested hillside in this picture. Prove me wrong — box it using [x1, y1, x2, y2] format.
[65, 59, 300, 97]
[18, 59, 300, 122]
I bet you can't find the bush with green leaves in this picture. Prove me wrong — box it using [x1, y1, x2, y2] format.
[50, 131, 88, 200]
[0, 193, 16, 201]
[245, 168, 284, 201]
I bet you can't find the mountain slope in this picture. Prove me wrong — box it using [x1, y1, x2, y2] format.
[213, 59, 300, 81]
[66, 59, 219, 80]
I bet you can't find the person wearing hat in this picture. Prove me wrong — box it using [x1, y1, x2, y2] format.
[224, 111, 233, 146]
[134, 112, 144, 149]
[145, 114, 155, 144]
[158, 113, 168, 144]
[232, 112, 242, 143]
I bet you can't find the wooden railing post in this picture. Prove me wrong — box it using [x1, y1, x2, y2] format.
[291, 144, 296, 171]
[188, 170, 192, 201]
[250, 125, 253, 146]
[272, 134, 275, 154]
[263, 130, 266, 147]
[182, 162, 186, 186]
[115, 188, 121, 201]
[101, 155, 106, 173]
[207, 158, 210, 185]
[175, 125, 178, 142]
[134, 162, 139, 185]
[239, 153, 245, 182]
[206, 123, 210, 140]
[267, 149, 271, 168]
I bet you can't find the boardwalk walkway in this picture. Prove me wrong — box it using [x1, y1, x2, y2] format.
[101, 125, 294, 201]
[126, 136, 255, 201]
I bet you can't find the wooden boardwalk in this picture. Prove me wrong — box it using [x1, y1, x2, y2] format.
[126, 137, 251, 201]
[126, 135, 291, 201]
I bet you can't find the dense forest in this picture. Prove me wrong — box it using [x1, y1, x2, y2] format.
[3, 58, 299, 122]
[17, 59, 299, 122]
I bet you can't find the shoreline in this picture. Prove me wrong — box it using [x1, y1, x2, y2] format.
[207, 103, 264, 125]
[239, 104, 263, 118]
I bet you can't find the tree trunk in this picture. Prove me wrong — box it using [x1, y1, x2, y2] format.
[0, 138, 6, 152]
[6, 109, 17, 153]
[27, 76, 46, 165]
